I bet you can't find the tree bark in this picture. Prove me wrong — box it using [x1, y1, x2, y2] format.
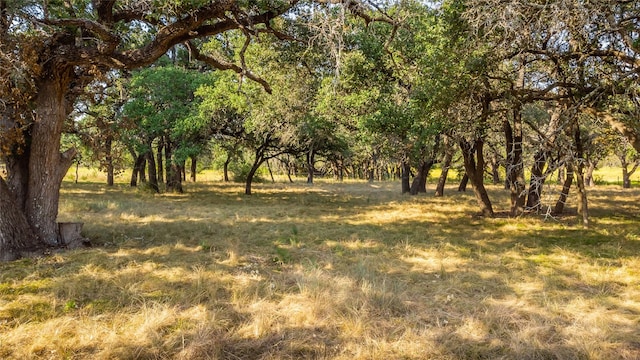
[26, 78, 77, 245]
[504, 116, 525, 216]
[574, 127, 589, 228]
[525, 150, 548, 212]
[401, 160, 411, 194]
[410, 159, 434, 195]
[435, 150, 453, 197]
[223, 153, 231, 182]
[306, 147, 315, 184]
[584, 160, 597, 187]
[0, 178, 41, 261]
[130, 153, 146, 187]
[458, 174, 469, 192]
[146, 147, 159, 193]
[190, 156, 197, 182]
[105, 136, 114, 186]
[368, 152, 377, 183]
[553, 163, 573, 215]
[246, 156, 265, 195]
[165, 140, 182, 193]
[460, 139, 494, 217]
[157, 136, 164, 184]
[490, 151, 501, 185]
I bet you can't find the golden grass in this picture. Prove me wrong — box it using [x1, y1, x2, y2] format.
[1, 174, 640, 359]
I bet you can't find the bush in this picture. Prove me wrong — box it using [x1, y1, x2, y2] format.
[230, 161, 266, 183]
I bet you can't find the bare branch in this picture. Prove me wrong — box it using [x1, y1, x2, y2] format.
[185, 41, 272, 94]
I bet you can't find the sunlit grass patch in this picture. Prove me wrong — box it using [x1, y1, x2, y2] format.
[1, 178, 640, 359]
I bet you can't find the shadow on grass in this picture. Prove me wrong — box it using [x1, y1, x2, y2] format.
[2, 181, 636, 358]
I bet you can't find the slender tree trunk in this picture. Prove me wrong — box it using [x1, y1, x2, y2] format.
[525, 150, 548, 212]
[490, 152, 501, 185]
[557, 166, 565, 184]
[146, 147, 159, 193]
[401, 160, 411, 194]
[575, 165, 589, 227]
[223, 154, 231, 182]
[105, 136, 114, 186]
[307, 148, 315, 184]
[190, 156, 197, 182]
[458, 174, 469, 192]
[157, 136, 164, 184]
[165, 141, 182, 193]
[460, 139, 494, 217]
[574, 127, 589, 228]
[368, 152, 377, 183]
[622, 166, 631, 188]
[504, 116, 525, 216]
[553, 163, 573, 215]
[266, 159, 275, 183]
[435, 151, 453, 197]
[246, 156, 265, 195]
[584, 160, 597, 187]
[129, 151, 144, 187]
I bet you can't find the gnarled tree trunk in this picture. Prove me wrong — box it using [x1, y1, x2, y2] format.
[1, 75, 78, 258]
[460, 139, 494, 217]
[0, 178, 40, 261]
[26, 78, 77, 245]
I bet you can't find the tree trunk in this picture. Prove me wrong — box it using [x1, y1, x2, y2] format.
[574, 127, 589, 228]
[146, 148, 159, 193]
[223, 154, 231, 182]
[26, 78, 77, 245]
[410, 159, 434, 195]
[130, 153, 146, 187]
[401, 160, 411, 194]
[557, 166, 565, 184]
[504, 116, 525, 216]
[105, 136, 114, 186]
[435, 150, 453, 197]
[157, 136, 164, 184]
[553, 163, 573, 215]
[622, 166, 631, 188]
[266, 159, 275, 183]
[525, 150, 548, 213]
[245, 157, 264, 196]
[575, 165, 589, 227]
[165, 141, 182, 193]
[368, 152, 377, 183]
[458, 174, 468, 192]
[0, 178, 41, 261]
[584, 160, 597, 187]
[307, 148, 315, 184]
[460, 139, 494, 217]
[490, 151, 501, 185]
[190, 156, 197, 182]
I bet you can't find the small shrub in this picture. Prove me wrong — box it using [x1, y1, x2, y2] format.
[230, 162, 266, 183]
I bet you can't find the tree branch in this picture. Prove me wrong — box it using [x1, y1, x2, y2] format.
[185, 41, 272, 94]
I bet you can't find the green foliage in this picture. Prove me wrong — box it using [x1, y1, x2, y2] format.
[229, 161, 266, 183]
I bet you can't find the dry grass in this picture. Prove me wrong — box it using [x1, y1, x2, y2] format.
[1, 173, 640, 359]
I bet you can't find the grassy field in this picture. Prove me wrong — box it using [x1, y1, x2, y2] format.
[1, 171, 639, 359]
